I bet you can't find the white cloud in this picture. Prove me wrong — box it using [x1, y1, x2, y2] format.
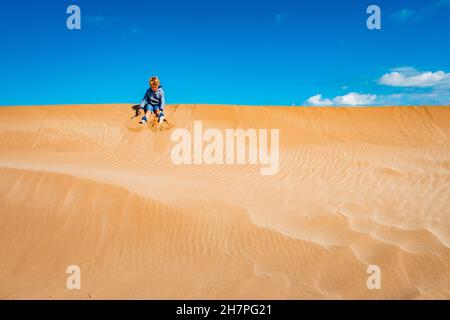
[391, 8, 415, 21]
[376, 92, 450, 105]
[379, 68, 450, 87]
[306, 94, 333, 106]
[306, 67, 450, 106]
[306, 93, 377, 106]
[391, 0, 450, 22]
[333, 93, 377, 106]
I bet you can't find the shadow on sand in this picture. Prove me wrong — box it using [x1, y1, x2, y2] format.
[130, 104, 141, 119]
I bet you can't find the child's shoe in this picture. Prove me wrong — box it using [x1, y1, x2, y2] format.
[139, 116, 147, 124]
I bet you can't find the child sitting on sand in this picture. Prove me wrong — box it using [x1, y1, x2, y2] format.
[139, 76, 165, 125]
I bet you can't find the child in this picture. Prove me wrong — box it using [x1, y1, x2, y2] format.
[139, 76, 165, 125]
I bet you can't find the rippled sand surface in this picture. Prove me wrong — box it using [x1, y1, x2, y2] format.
[0, 104, 449, 299]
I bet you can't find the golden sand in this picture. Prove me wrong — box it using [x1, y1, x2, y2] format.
[0, 104, 449, 299]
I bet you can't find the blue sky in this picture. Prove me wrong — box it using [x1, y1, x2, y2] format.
[0, 0, 449, 106]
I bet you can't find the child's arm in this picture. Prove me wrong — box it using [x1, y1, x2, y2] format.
[160, 89, 165, 111]
[140, 89, 149, 109]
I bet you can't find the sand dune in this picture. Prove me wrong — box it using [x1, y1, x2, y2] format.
[0, 104, 449, 299]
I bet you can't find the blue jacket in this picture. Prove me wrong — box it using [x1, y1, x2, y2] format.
[140, 86, 165, 110]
